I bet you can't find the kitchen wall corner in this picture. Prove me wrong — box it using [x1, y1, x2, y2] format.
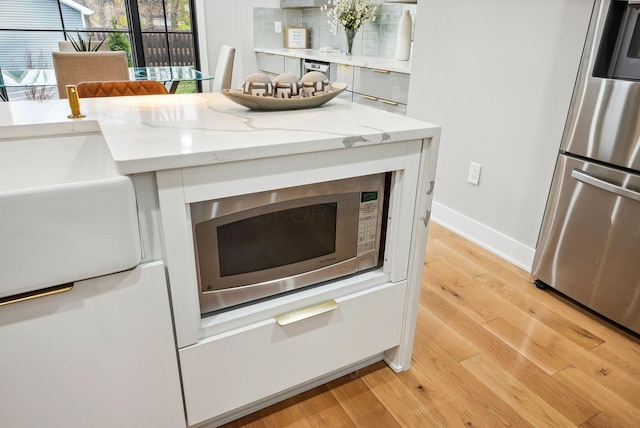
[407, 0, 595, 270]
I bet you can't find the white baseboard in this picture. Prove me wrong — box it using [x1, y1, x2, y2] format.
[431, 201, 535, 272]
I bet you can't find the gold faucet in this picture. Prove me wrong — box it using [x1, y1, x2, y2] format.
[66, 85, 85, 118]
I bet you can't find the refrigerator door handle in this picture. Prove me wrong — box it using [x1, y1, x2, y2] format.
[571, 169, 640, 202]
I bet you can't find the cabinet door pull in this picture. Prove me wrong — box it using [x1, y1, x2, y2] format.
[362, 95, 378, 101]
[275, 300, 339, 326]
[381, 99, 398, 106]
[372, 69, 390, 74]
[0, 283, 74, 307]
[572, 169, 640, 202]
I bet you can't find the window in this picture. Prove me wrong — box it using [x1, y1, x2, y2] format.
[0, 0, 200, 99]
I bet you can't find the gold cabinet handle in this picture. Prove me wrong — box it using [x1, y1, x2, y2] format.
[362, 95, 378, 101]
[0, 283, 74, 307]
[275, 300, 338, 326]
[381, 99, 398, 106]
[372, 69, 390, 74]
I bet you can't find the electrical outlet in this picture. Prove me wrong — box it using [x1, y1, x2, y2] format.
[275, 21, 282, 34]
[468, 162, 482, 186]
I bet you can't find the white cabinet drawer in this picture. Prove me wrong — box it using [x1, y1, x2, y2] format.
[284, 57, 302, 77]
[353, 67, 410, 105]
[338, 90, 353, 102]
[353, 93, 407, 116]
[0, 262, 185, 428]
[331, 63, 354, 91]
[256, 52, 285, 76]
[179, 281, 406, 426]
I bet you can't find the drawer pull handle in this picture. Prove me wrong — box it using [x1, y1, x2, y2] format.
[372, 69, 390, 74]
[362, 95, 378, 101]
[381, 99, 398, 106]
[0, 283, 74, 307]
[275, 300, 339, 326]
[572, 169, 640, 202]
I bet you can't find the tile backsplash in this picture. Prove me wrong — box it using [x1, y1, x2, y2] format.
[254, 4, 417, 59]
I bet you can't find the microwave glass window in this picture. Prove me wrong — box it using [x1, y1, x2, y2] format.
[217, 203, 338, 277]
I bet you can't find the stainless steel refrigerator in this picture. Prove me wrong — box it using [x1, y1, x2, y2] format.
[532, 0, 640, 334]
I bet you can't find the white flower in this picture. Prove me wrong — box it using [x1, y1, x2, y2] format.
[321, 0, 378, 32]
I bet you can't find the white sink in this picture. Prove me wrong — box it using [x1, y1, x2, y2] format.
[0, 131, 141, 299]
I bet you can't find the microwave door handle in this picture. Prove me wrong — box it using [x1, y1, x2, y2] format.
[571, 169, 640, 202]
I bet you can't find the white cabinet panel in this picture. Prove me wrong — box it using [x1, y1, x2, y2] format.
[353, 93, 407, 116]
[0, 262, 185, 428]
[179, 281, 406, 426]
[353, 67, 410, 105]
[284, 57, 302, 77]
[281, 0, 325, 7]
[353, 92, 379, 110]
[331, 63, 355, 91]
[337, 90, 353, 102]
[257, 54, 300, 78]
[331, 62, 355, 102]
[256, 52, 285, 77]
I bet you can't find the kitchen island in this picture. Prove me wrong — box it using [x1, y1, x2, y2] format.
[0, 93, 439, 427]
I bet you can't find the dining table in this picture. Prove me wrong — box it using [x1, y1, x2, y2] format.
[0, 66, 214, 101]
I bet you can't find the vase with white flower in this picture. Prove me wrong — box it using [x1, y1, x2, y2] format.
[321, 0, 378, 56]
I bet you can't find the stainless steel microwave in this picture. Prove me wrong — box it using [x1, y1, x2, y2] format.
[593, 0, 640, 81]
[191, 173, 388, 314]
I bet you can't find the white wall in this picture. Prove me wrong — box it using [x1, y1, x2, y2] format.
[407, 0, 594, 270]
[196, 0, 280, 91]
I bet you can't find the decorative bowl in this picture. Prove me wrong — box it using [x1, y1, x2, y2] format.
[221, 82, 348, 111]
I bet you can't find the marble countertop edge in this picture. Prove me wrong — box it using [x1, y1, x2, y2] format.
[254, 48, 411, 74]
[0, 94, 438, 176]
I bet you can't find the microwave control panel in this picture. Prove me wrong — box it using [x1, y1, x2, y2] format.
[357, 191, 379, 255]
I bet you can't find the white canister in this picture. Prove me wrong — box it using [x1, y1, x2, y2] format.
[395, 10, 412, 61]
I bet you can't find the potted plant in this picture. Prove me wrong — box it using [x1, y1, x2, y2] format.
[321, 0, 378, 55]
[67, 31, 106, 52]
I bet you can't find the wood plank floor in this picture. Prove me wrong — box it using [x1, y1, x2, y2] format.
[221, 223, 640, 427]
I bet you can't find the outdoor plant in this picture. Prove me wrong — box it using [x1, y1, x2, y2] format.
[67, 31, 106, 52]
[107, 20, 133, 66]
[321, 0, 378, 32]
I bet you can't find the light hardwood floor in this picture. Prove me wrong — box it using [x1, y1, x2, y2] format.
[222, 223, 640, 427]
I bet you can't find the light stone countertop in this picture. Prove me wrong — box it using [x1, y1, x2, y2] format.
[255, 48, 411, 74]
[0, 93, 437, 175]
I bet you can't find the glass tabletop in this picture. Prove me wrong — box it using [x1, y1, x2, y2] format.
[0, 69, 57, 88]
[131, 67, 213, 83]
[0, 66, 213, 89]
